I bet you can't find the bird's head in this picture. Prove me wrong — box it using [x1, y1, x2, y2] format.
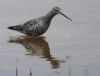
[52, 7, 72, 21]
[53, 7, 61, 13]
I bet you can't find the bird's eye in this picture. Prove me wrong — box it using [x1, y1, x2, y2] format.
[56, 8, 61, 11]
[54, 7, 61, 11]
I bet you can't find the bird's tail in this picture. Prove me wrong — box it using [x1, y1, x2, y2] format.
[8, 25, 23, 31]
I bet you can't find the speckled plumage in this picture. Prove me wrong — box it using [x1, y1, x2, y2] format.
[8, 7, 72, 37]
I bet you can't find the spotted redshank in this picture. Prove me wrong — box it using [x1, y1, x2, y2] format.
[8, 7, 72, 37]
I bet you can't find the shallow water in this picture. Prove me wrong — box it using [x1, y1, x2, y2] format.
[0, 0, 100, 76]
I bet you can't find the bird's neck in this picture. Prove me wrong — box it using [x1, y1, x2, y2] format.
[45, 10, 57, 21]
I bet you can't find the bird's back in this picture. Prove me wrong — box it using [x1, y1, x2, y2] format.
[8, 16, 51, 37]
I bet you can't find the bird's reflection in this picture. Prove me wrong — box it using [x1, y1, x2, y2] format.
[8, 36, 63, 69]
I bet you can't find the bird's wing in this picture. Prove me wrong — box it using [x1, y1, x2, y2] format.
[22, 18, 43, 31]
[23, 19, 38, 27]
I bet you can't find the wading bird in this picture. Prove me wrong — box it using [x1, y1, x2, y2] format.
[8, 7, 72, 37]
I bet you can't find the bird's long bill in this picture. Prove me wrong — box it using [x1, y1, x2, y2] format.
[59, 11, 72, 21]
